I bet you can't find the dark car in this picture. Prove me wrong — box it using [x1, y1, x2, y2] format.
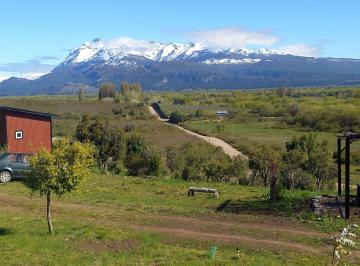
[0, 153, 31, 183]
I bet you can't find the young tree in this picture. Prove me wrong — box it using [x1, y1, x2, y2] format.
[24, 138, 94, 234]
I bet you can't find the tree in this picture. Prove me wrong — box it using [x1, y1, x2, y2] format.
[281, 149, 307, 191]
[249, 146, 280, 187]
[308, 143, 337, 190]
[24, 138, 94, 234]
[227, 155, 249, 185]
[75, 116, 125, 173]
[97, 128, 126, 173]
[120, 81, 143, 103]
[125, 135, 164, 176]
[98, 82, 116, 100]
[78, 87, 85, 102]
[74, 114, 91, 142]
[286, 134, 336, 191]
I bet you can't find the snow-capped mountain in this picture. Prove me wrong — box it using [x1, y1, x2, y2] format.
[58, 38, 281, 67]
[1, 38, 360, 95]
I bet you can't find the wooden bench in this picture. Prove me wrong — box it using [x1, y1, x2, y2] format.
[188, 187, 219, 198]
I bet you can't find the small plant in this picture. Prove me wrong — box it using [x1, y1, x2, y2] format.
[331, 223, 358, 265]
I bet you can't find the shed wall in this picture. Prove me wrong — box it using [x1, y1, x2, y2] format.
[5, 111, 51, 153]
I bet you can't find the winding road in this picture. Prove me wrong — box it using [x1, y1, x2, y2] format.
[148, 106, 246, 158]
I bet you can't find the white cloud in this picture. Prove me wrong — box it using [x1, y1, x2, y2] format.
[278, 44, 321, 57]
[185, 27, 322, 57]
[187, 27, 279, 49]
[0, 58, 57, 82]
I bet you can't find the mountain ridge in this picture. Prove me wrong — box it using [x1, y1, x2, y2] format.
[1, 38, 360, 95]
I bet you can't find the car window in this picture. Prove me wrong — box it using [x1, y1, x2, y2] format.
[9, 154, 17, 163]
[23, 155, 31, 164]
[9, 154, 28, 164]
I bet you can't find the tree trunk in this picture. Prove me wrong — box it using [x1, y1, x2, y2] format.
[46, 191, 53, 234]
[269, 174, 277, 203]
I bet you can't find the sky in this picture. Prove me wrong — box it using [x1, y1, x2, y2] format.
[0, 0, 359, 81]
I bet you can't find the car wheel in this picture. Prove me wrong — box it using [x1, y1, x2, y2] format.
[0, 171, 12, 183]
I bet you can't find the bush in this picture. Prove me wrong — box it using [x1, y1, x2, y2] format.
[125, 135, 165, 176]
[165, 143, 247, 183]
[169, 111, 186, 124]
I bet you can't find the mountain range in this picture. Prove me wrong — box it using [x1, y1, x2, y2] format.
[1, 38, 360, 95]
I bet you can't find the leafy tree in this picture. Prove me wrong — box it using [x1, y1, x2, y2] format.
[97, 128, 126, 173]
[75, 116, 125, 173]
[125, 135, 164, 176]
[281, 149, 307, 191]
[120, 81, 143, 103]
[286, 134, 336, 191]
[74, 114, 91, 142]
[98, 82, 116, 100]
[249, 146, 280, 187]
[227, 155, 249, 185]
[24, 138, 94, 234]
[307, 143, 336, 190]
[165, 143, 245, 183]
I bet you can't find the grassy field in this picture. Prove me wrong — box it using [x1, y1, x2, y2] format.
[183, 120, 337, 150]
[1, 93, 360, 265]
[1, 174, 358, 265]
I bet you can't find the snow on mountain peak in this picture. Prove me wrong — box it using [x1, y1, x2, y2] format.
[62, 37, 282, 66]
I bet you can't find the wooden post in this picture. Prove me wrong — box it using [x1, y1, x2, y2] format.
[345, 136, 350, 219]
[337, 138, 342, 196]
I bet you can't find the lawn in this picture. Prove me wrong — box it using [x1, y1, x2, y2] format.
[0, 174, 359, 265]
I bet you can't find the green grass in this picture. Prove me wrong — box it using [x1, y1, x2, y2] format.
[0, 212, 332, 266]
[184, 120, 336, 149]
[1, 93, 360, 264]
[1, 174, 354, 265]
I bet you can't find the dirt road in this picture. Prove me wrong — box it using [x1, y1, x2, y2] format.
[148, 106, 246, 158]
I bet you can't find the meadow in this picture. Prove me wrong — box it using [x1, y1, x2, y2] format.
[0, 91, 360, 265]
[0, 173, 357, 265]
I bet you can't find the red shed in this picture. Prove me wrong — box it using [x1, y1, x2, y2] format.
[0, 106, 53, 154]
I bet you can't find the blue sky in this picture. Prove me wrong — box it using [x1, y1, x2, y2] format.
[0, 0, 359, 80]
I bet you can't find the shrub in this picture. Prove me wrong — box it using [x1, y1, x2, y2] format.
[125, 135, 165, 176]
[169, 111, 186, 124]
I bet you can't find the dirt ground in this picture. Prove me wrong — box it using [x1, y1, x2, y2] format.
[0, 191, 333, 256]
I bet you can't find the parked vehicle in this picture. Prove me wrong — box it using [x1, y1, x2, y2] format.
[0, 153, 31, 183]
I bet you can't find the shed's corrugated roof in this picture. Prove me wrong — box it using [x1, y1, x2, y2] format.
[0, 106, 55, 117]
